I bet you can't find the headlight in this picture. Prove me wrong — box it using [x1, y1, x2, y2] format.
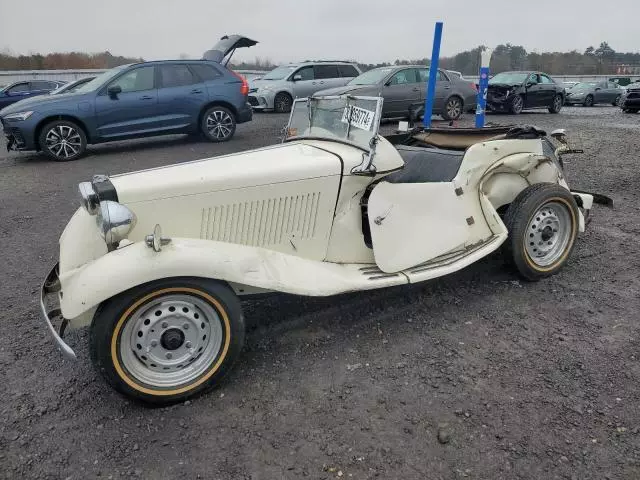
[78, 182, 100, 215]
[3, 111, 33, 121]
[96, 201, 136, 247]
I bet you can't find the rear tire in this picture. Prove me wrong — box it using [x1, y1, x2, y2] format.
[583, 95, 594, 107]
[613, 95, 622, 106]
[201, 106, 236, 142]
[549, 94, 563, 113]
[38, 120, 87, 161]
[502, 183, 579, 281]
[273, 92, 293, 113]
[508, 95, 524, 114]
[441, 96, 463, 121]
[90, 277, 245, 405]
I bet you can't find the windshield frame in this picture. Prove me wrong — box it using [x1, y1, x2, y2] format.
[73, 65, 132, 94]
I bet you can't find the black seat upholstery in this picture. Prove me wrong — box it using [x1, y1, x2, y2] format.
[384, 145, 464, 184]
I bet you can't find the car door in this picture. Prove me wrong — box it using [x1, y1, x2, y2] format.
[290, 66, 317, 99]
[523, 73, 544, 108]
[382, 68, 422, 117]
[606, 82, 621, 102]
[156, 63, 207, 131]
[94, 65, 159, 139]
[418, 68, 451, 111]
[0, 82, 30, 108]
[538, 74, 557, 105]
[593, 81, 608, 103]
[312, 64, 342, 91]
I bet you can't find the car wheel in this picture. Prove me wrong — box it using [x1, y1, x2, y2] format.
[549, 94, 563, 113]
[90, 277, 245, 405]
[583, 95, 594, 107]
[502, 183, 579, 282]
[508, 95, 524, 114]
[613, 95, 622, 106]
[201, 106, 236, 142]
[273, 92, 293, 114]
[441, 96, 463, 120]
[38, 120, 87, 161]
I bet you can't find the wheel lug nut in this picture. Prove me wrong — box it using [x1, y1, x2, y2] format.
[183, 323, 189, 330]
[161, 322, 168, 328]
[166, 352, 173, 359]
[185, 341, 192, 348]
[150, 340, 158, 347]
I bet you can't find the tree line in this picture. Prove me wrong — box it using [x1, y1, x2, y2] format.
[2, 42, 639, 75]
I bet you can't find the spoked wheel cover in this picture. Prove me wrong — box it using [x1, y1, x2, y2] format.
[446, 97, 462, 119]
[205, 110, 234, 140]
[117, 292, 226, 390]
[552, 95, 562, 111]
[512, 95, 523, 113]
[45, 125, 82, 159]
[275, 94, 291, 113]
[524, 201, 573, 267]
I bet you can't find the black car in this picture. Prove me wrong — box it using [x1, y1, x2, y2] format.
[621, 82, 640, 113]
[487, 71, 564, 114]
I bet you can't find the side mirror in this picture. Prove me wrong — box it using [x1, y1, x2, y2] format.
[292, 74, 302, 82]
[594, 87, 601, 91]
[384, 80, 392, 87]
[107, 85, 122, 97]
[526, 82, 536, 88]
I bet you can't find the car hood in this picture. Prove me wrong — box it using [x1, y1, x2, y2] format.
[110, 142, 343, 204]
[313, 85, 376, 97]
[0, 91, 91, 115]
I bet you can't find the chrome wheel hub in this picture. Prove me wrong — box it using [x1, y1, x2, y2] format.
[525, 201, 572, 267]
[446, 98, 462, 118]
[45, 125, 81, 158]
[119, 294, 223, 388]
[206, 110, 233, 139]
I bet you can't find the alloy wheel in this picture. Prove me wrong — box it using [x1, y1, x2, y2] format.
[45, 125, 82, 159]
[446, 97, 462, 119]
[206, 110, 234, 140]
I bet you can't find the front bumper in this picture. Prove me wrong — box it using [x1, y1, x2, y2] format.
[248, 90, 275, 110]
[622, 95, 640, 108]
[1, 117, 38, 151]
[564, 95, 586, 104]
[40, 263, 76, 360]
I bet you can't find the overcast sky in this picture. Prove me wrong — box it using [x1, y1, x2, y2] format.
[1, 0, 638, 64]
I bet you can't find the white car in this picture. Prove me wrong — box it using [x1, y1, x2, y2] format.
[41, 95, 609, 404]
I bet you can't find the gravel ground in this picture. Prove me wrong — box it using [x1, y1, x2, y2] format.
[1, 107, 639, 480]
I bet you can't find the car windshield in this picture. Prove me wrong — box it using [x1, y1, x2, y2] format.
[262, 66, 296, 80]
[489, 72, 529, 85]
[348, 68, 395, 86]
[285, 95, 382, 151]
[572, 82, 596, 89]
[73, 65, 130, 93]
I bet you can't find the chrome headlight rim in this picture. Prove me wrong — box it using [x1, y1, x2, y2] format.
[96, 200, 137, 247]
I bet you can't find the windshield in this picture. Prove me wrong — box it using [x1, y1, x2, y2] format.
[489, 72, 529, 85]
[73, 65, 130, 93]
[572, 82, 596, 89]
[262, 66, 296, 80]
[285, 95, 382, 151]
[348, 68, 395, 86]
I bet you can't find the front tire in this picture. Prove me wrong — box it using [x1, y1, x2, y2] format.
[502, 183, 579, 281]
[201, 106, 236, 142]
[549, 94, 563, 113]
[273, 92, 293, 113]
[613, 95, 622, 106]
[583, 95, 594, 107]
[38, 120, 87, 161]
[441, 96, 463, 121]
[90, 278, 245, 405]
[509, 95, 524, 114]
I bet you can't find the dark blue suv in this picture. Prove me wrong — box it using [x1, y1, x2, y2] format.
[0, 35, 256, 161]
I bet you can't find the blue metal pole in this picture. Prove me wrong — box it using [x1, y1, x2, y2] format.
[423, 22, 443, 128]
[475, 67, 489, 128]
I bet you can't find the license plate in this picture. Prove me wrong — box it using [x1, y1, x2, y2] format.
[341, 105, 375, 131]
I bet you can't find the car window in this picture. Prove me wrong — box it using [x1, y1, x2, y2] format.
[539, 74, 554, 84]
[607, 82, 618, 89]
[7, 83, 29, 93]
[389, 69, 418, 85]
[190, 64, 222, 82]
[528, 73, 540, 84]
[314, 64, 340, 79]
[417, 69, 448, 83]
[31, 80, 55, 90]
[107, 66, 155, 93]
[295, 66, 314, 81]
[159, 64, 198, 88]
[338, 65, 359, 78]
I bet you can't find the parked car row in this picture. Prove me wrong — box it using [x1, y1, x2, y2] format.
[0, 79, 67, 109]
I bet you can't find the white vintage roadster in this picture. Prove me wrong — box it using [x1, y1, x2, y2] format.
[41, 95, 608, 404]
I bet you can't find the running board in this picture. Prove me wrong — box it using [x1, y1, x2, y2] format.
[402, 234, 507, 283]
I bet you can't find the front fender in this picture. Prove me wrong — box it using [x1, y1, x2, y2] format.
[59, 238, 398, 324]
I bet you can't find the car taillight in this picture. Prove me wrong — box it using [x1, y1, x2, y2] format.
[472, 82, 479, 91]
[230, 70, 249, 96]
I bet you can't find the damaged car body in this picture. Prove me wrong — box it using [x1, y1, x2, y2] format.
[40, 94, 610, 404]
[487, 71, 565, 115]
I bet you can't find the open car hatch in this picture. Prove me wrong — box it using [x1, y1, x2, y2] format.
[202, 34, 258, 65]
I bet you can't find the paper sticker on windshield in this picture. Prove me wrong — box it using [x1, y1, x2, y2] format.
[341, 105, 375, 131]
